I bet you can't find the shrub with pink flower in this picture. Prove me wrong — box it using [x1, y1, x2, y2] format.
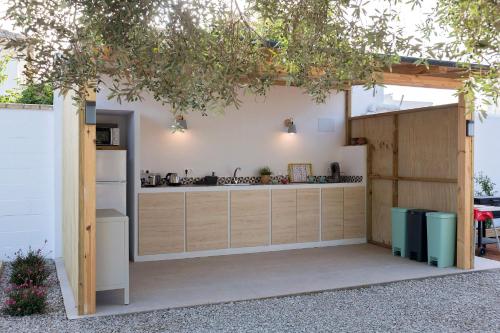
[3, 282, 47, 316]
[9, 244, 50, 286]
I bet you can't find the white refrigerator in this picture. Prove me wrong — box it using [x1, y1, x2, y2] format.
[96, 150, 127, 216]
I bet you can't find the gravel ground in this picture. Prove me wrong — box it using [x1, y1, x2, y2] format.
[0, 261, 499, 333]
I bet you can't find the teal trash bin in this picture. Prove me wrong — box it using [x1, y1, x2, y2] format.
[391, 207, 409, 257]
[426, 212, 457, 268]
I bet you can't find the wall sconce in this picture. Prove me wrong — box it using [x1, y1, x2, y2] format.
[171, 115, 188, 132]
[466, 120, 474, 137]
[284, 118, 297, 134]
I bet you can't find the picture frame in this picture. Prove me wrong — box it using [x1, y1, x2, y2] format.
[288, 163, 313, 183]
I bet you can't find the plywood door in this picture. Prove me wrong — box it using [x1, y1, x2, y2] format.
[230, 190, 270, 248]
[297, 188, 320, 242]
[321, 188, 344, 240]
[343, 187, 366, 239]
[186, 191, 228, 251]
[271, 190, 297, 244]
[138, 193, 185, 255]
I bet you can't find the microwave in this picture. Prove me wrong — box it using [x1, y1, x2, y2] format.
[96, 124, 120, 146]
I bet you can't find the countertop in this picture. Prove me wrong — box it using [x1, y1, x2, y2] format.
[139, 182, 365, 193]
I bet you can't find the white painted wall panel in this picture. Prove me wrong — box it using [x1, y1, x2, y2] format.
[475, 113, 500, 194]
[0, 107, 55, 260]
[97, 84, 354, 178]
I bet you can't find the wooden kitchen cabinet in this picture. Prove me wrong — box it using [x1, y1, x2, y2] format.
[186, 191, 228, 251]
[138, 193, 185, 255]
[271, 189, 297, 244]
[297, 188, 320, 242]
[321, 188, 344, 240]
[230, 190, 270, 248]
[343, 187, 366, 239]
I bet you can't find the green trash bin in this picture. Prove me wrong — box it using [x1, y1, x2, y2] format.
[426, 212, 457, 268]
[391, 207, 409, 257]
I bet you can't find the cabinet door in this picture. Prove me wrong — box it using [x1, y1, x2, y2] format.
[138, 193, 185, 255]
[297, 188, 320, 242]
[343, 187, 366, 239]
[230, 190, 270, 248]
[186, 191, 228, 251]
[321, 188, 344, 240]
[272, 189, 297, 244]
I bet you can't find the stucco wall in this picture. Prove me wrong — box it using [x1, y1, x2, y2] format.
[0, 104, 55, 260]
[96, 85, 354, 178]
[475, 113, 500, 194]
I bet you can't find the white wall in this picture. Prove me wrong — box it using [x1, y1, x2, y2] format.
[97, 85, 357, 178]
[0, 105, 55, 260]
[475, 113, 500, 194]
[0, 49, 23, 94]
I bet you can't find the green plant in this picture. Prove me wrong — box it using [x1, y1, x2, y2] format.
[3, 282, 47, 316]
[0, 84, 53, 105]
[0, 89, 21, 103]
[15, 84, 53, 105]
[259, 167, 272, 176]
[0, 55, 9, 85]
[9, 246, 49, 286]
[2, 0, 497, 114]
[474, 172, 497, 197]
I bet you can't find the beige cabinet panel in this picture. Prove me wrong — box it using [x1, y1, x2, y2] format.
[230, 190, 270, 248]
[138, 193, 184, 255]
[271, 190, 297, 244]
[297, 188, 320, 242]
[343, 187, 366, 239]
[186, 191, 228, 251]
[321, 188, 344, 240]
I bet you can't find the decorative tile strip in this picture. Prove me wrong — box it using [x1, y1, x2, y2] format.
[178, 175, 363, 185]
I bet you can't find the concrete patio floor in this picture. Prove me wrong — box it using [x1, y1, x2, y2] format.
[57, 243, 500, 318]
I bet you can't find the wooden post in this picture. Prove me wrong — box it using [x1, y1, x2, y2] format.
[78, 87, 96, 314]
[366, 144, 373, 242]
[392, 114, 399, 207]
[345, 89, 352, 146]
[456, 94, 474, 269]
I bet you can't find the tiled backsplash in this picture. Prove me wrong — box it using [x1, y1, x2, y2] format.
[176, 175, 363, 185]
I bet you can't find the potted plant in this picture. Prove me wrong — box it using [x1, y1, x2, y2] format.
[259, 167, 272, 184]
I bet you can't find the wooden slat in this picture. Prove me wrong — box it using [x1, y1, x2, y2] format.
[138, 193, 185, 255]
[369, 175, 457, 184]
[271, 190, 297, 244]
[230, 190, 270, 248]
[381, 73, 463, 89]
[371, 180, 393, 245]
[398, 106, 458, 179]
[343, 187, 366, 239]
[351, 116, 394, 176]
[350, 103, 458, 120]
[398, 181, 457, 213]
[456, 94, 474, 269]
[297, 189, 320, 243]
[392, 114, 399, 207]
[186, 192, 228, 251]
[79, 91, 96, 315]
[321, 188, 344, 240]
[366, 145, 373, 242]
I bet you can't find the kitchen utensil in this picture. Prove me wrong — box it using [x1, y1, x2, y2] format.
[330, 162, 340, 183]
[143, 171, 162, 187]
[166, 173, 181, 186]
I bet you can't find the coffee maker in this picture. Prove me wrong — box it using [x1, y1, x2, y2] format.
[330, 162, 340, 183]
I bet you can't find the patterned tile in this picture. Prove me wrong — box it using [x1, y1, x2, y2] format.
[177, 175, 363, 185]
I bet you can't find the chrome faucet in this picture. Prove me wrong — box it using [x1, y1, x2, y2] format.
[232, 167, 241, 184]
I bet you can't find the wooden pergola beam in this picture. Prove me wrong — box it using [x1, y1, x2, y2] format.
[380, 73, 463, 89]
